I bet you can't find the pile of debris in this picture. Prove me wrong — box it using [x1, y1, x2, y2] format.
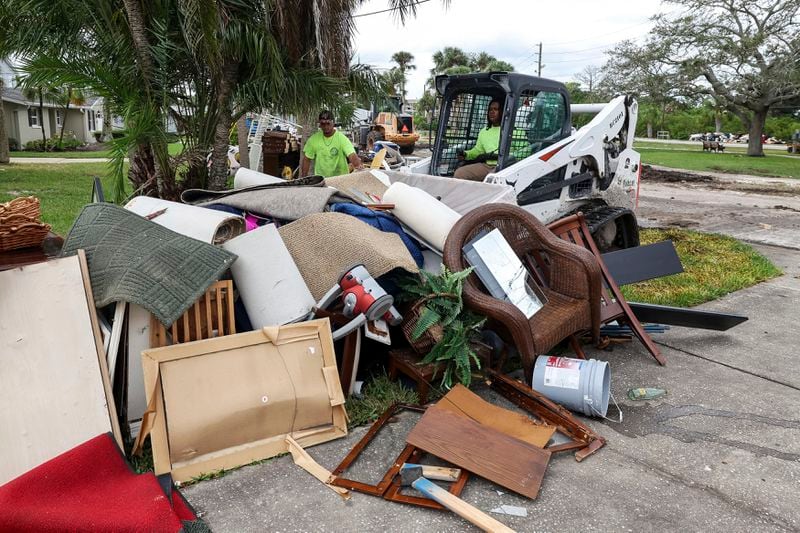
[0, 167, 747, 531]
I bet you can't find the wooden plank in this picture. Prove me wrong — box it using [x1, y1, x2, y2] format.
[437, 384, 555, 448]
[205, 290, 214, 337]
[406, 405, 550, 500]
[216, 287, 225, 336]
[0, 253, 120, 484]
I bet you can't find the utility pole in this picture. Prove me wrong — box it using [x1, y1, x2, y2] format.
[537, 42, 543, 77]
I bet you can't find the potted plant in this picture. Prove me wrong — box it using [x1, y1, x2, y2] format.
[397, 266, 486, 389]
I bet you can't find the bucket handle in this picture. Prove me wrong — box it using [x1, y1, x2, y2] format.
[586, 392, 623, 423]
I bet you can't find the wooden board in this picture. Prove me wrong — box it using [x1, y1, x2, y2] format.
[0, 252, 121, 484]
[406, 405, 550, 500]
[437, 384, 555, 448]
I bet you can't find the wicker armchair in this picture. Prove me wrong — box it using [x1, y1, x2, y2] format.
[443, 203, 602, 384]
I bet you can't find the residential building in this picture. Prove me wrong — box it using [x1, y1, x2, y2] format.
[1, 59, 99, 147]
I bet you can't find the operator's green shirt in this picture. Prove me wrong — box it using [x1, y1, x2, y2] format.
[465, 125, 501, 165]
[304, 130, 356, 177]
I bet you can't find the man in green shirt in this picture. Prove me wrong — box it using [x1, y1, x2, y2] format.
[454, 99, 502, 181]
[301, 110, 363, 177]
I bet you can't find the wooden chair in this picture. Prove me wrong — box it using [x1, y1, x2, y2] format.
[443, 203, 603, 385]
[547, 212, 667, 366]
[150, 280, 236, 347]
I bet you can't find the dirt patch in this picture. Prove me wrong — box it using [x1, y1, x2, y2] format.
[641, 165, 714, 183]
[642, 165, 798, 196]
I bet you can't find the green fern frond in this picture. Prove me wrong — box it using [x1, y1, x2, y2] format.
[410, 306, 441, 340]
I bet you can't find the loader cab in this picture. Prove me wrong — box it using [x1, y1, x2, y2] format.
[430, 72, 572, 177]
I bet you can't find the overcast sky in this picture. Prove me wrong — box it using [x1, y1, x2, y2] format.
[352, 0, 668, 99]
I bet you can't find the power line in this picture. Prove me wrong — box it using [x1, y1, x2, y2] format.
[544, 20, 654, 46]
[352, 0, 432, 18]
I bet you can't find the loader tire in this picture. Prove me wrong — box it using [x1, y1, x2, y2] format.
[366, 130, 384, 152]
[399, 143, 415, 155]
[581, 206, 639, 252]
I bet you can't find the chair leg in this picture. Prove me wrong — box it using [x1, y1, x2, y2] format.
[569, 335, 587, 360]
[622, 316, 667, 366]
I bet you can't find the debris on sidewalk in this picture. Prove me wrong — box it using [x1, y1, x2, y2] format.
[0, 162, 757, 531]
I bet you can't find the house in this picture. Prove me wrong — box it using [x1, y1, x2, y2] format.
[1, 59, 99, 148]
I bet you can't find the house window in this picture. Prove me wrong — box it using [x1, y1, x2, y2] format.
[28, 108, 40, 127]
[87, 110, 96, 131]
[56, 110, 63, 128]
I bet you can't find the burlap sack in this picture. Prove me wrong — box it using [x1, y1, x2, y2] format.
[278, 212, 419, 300]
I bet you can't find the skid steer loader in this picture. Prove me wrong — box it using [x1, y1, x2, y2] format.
[407, 72, 642, 250]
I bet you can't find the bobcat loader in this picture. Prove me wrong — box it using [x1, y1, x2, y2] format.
[407, 72, 642, 250]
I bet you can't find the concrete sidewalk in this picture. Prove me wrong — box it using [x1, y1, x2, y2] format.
[9, 157, 114, 164]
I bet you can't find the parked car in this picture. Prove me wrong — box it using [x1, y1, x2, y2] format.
[688, 133, 704, 141]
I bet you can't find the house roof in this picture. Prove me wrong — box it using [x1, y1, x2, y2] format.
[1, 86, 94, 110]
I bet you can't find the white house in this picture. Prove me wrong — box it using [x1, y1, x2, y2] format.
[1, 59, 99, 148]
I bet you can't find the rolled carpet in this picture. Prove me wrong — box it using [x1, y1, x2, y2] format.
[278, 212, 419, 301]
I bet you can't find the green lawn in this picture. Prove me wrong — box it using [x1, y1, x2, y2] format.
[10, 142, 185, 159]
[634, 142, 800, 179]
[622, 228, 782, 307]
[0, 162, 121, 235]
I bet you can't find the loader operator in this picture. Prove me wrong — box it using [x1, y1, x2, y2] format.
[301, 110, 364, 177]
[454, 99, 502, 181]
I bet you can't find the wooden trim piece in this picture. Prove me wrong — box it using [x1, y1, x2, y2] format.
[487, 369, 605, 462]
[78, 250, 123, 449]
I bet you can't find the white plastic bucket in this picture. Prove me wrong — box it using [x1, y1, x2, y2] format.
[532, 356, 610, 417]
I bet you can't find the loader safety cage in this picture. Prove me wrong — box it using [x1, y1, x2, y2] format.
[431, 72, 573, 188]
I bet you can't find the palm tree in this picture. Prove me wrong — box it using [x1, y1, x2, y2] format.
[54, 87, 85, 148]
[1, 0, 431, 198]
[390, 51, 415, 107]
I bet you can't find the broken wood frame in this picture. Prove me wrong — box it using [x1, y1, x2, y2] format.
[486, 369, 605, 461]
[330, 403, 469, 509]
[136, 320, 347, 482]
[149, 280, 235, 347]
[546, 212, 667, 366]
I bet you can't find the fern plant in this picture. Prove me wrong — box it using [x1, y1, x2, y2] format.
[397, 266, 486, 389]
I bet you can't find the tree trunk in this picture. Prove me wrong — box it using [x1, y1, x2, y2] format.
[747, 109, 767, 157]
[102, 105, 113, 142]
[208, 59, 239, 190]
[59, 99, 71, 148]
[236, 114, 249, 169]
[646, 122, 653, 138]
[714, 112, 722, 134]
[38, 90, 47, 148]
[0, 79, 9, 164]
[128, 144, 158, 197]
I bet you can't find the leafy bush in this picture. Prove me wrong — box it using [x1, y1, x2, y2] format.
[8, 137, 19, 151]
[53, 138, 84, 151]
[24, 138, 53, 151]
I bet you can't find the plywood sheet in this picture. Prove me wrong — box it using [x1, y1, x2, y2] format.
[0, 252, 120, 484]
[406, 405, 550, 500]
[437, 384, 555, 448]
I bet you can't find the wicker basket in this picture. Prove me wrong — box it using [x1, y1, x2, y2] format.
[0, 196, 41, 221]
[401, 299, 445, 354]
[0, 214, 51, 252]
